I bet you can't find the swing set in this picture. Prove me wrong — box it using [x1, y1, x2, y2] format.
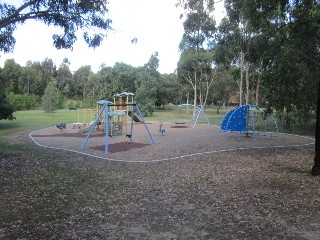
[175, 104, 210, 128]
[81, 98, 155, 159]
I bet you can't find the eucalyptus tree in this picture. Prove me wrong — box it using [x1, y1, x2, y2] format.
[97, 65, 113, 100]
[177, 0, 216, 112]
[0, 0, 112, 120]
[72, 65, 92, 102]
[225, 0, 320, 175]
[86, 72, 102, 106]
[0, 0, 112, 53]
[18, 61, 42, 95]
[1, 59, 21, 93]
[177, 49, 217, 109]
[111, 62, 137, 95]
[216, 1, 260, 105]
[38, 58, 56, 94]
[56, 61, 73, 97]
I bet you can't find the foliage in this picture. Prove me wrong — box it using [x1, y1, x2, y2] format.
[0, 0, 112, 52]
[18, 61, 42, 95]
[0, 90, 15, 120]
[177, 0, 217, 111]
[221, 0, 320, 174]
[6, 92, 38, 111]
[42, 81, 61, 113]
[156, 73, 182, 108]
[1, 59, 22, 93]
[135, 53, 160, 116]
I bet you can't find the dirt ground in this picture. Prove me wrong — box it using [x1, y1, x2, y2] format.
[1, 125, 320, 240]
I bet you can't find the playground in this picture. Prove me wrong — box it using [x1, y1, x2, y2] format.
[30, 101, 315, 162]
[30, 121, 314, 162]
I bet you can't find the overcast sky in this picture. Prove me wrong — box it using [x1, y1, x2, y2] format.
[0, 0, 225, 74]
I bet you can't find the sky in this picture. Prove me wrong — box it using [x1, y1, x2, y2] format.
[0, 0, 225, 74]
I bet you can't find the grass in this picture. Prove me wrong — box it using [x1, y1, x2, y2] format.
[0, 109, 80, 136]
[145, 106, 227, 125]
[0, 107, 227, 136]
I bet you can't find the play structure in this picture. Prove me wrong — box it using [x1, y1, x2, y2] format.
[72, 108, 94, 130]
[220, 104, 278, 137]
[175, 104, 210, 128]
[80, 92, 155, 158]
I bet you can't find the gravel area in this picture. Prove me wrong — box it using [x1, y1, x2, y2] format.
[30, 122, 315, 162]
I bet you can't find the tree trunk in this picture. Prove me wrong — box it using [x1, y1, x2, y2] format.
[255, 76, 260, 106]
[193, 80, 197, 117]
[311, 81, 320, 176]
[239, 50, 244, 105]
[245, 62, 249, 105]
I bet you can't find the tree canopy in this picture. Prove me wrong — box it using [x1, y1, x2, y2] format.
[0, 0, 112, 52]
[0, 0, 112, 120]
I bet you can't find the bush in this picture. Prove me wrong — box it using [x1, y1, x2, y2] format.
[6, 92, 38, 110]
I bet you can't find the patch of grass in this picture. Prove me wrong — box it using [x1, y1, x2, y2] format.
[0, 109, 80, 136]
[0, 139, 33, 152]
[145, 106, 227, 125]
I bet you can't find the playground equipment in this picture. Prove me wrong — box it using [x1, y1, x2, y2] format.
[56, 123, 66, 131]
[220, 104, 278, 137]
[96, 100, 126, 136]
[80, 100, 155, 158]
[175, 104, 210, 128]
[78, 108, 94, 124]
[159, 122, 166, 135]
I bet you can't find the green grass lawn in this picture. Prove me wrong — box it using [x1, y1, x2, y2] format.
[0, 107, 227, 136]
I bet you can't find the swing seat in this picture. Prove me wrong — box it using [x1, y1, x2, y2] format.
[175, 122, 186, 124]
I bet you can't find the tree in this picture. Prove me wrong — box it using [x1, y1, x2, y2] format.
[223, 0, 320, 175]
[72, 65, 92, 101]
[56, 59, 72, 96]
[0, 0, 112, 52]
[156, 73, 182, 108]
[0, 91, 15, 120]
[177, 0, 216, 114]
[1, 59, 21, 93]
[0, 0, 112, 120]
[18, 61, 42, 95]
[42, 81, 60, 113]
[135, 53, 160, 116]
[111, 62, 137, 95]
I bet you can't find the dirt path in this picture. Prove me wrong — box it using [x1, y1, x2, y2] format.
[1, 128, 320, 239]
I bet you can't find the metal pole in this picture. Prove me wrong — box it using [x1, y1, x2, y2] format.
[105, 104, 109, 158]
[193, 109, 201, 128]
[81, 103, 107, 149]
[129, 104, 135, 142]
[136, 104, 155, 144]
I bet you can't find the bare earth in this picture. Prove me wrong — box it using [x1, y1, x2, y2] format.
[1, 123, 320, 239]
